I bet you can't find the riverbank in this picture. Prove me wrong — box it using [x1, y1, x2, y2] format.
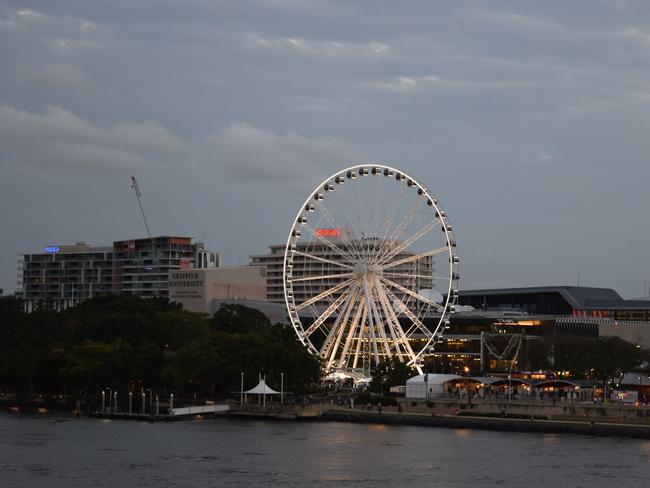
[6, 398, 650, 439]
[320, 408, 650, 439]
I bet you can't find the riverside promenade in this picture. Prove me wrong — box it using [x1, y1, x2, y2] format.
[226, 397, 650, 439]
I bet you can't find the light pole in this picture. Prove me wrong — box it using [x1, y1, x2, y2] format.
[240, 372, 244, 407]
[114, 392, 118, 414]
[128, 392, 133, 414]
[101, 390, 106, 413]
[141, 391, 146, 415]
[464, 366, 470, 406]
[281, 372, 284, 405]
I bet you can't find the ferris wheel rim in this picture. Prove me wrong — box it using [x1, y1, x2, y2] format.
[282, 163, 460, 373]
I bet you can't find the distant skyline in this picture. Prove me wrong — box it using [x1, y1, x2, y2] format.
[1, 1, 650, 298]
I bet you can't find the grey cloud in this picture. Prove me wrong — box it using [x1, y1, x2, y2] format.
[0, 104, 363, 184]
[245, 33, 390, 57]
[9, 63, 94, 89]
[195, 122, 365, 182]
[0, 105, 182, 174]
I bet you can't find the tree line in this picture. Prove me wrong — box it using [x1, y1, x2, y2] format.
[0, 296, 321, 401]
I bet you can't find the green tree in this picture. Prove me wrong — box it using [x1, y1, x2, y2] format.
[210, 304, 271, 333]
[370, 358, 415, 393]
[60, 339, 134, 393]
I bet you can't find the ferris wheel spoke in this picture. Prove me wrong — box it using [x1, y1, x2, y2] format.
[374, 193, 425, 263]
[381, 246, 448, 270]
[375, 181, 406, 257]
[337, 296, 366, 369]
[379, 276, 445, 312]
[377, 217, 442, 266]
[379, 282, 433, 339]
[321, 298, 358, 369]
[320, 284, 358, 360]
[351, 299, 368, 369]
[318, 201, 365, 263]
[293, 250, 353, 270]
[363, 281, 381, 365]
[302, 223, 357, 262]
[383, 272, 436, 281]
[303, 292, 349, 338]
[367, 282, 392, 360]
[290, 272, 353, 283]
[295, 278, 354, 311]
[366, 173, 385, 260]
[332, 180, 367, 263]
[375, 283, 416, 362]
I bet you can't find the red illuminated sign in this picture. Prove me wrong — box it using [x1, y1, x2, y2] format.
[315, 228, 342, 237]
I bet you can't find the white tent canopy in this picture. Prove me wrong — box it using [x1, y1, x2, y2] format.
[244, 379, 281, 395]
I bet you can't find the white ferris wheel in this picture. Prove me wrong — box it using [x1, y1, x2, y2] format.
[283, 164, 459, 377]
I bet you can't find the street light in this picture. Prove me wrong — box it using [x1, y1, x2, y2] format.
[464, 366, 470, 406]
[106, 388, 112, 414]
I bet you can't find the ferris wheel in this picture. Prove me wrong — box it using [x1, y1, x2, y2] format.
[283, 164, 459, 376]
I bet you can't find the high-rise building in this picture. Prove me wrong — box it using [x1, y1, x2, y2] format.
[19, 236, 219, 311]
[20, 242, 114, 312]
[112, 236, 219, 298]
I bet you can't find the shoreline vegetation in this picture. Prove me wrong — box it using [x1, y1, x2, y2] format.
[0, 295, 321, 406]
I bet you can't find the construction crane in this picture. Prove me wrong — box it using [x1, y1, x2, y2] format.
[130, 176, 152, 238]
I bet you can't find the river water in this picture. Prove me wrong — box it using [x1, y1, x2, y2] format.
[2, 411, 650, 488]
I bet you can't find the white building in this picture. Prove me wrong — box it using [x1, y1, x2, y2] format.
[250, 236, 433, 304]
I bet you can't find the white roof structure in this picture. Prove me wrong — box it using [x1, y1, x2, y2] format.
[244, 379, 281, 395]
[406, 374, 462, 385]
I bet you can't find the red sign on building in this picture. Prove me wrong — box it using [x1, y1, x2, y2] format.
[315, 228, 342, 237]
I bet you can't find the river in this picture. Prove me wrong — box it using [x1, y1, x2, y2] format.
[2, 411, 650, 487]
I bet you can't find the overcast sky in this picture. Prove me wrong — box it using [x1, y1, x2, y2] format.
[1, 0, 650, 298]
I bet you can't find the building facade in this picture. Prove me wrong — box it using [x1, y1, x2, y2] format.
[19, 237, 219, 311]
[249, 239, 433, 304]
[169, 266, 267, 314]
[428, 286, 650, 374]
[20, 242, 114, 312]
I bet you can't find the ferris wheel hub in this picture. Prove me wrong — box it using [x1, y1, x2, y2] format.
[353, 262, 368, 280]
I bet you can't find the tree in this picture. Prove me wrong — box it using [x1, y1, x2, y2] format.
[370, 358, 415, 393]
[209, 304, 271, 333]
[552, 334, 650, 381]
[59, 340, 134, 393]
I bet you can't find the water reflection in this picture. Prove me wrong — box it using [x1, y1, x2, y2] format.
[2, 413, 650, 487]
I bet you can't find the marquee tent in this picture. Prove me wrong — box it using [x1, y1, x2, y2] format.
[244, 379, 280, 395]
